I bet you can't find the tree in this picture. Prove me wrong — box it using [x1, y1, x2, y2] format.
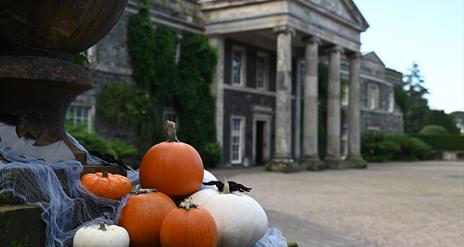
[422, 110, 460, 134]
[450, 111, 464, 134]
[400, 62, 430, 133]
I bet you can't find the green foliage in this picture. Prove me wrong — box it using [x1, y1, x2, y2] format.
[361, 132, 400, 162]
[400, 62, 430, 133]
[66, 123, 137, 160]
[419, 125, 449, 135]
[176, 33, 217, 162]
[398, 136, 431, 160]
[450, 111, 464, 133]
[73, 53, 90, 69]
[127, 0, 156, 91]
[422, 110, 460, 134]
[97, 0, 219, 166]
[394, 84, 407, 112]
[411, 134, 464, 151]
[201, 142, 223, 168]
[362, 131, 431, 162]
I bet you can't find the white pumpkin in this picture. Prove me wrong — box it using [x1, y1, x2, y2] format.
[191, 181, 268, 247]
[201, 169, 218, 190]
[73, 223, 130, 247]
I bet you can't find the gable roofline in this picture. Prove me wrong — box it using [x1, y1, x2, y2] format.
[362, 51, 385, 66]
[343, 0, 369, 31]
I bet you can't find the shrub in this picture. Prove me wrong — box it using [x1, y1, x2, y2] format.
[399, 137, 431, 160]
[411, 134, 464, 151]
[362, 131, 431, 162]
[66, 123, 137, 160]
[419, 125, 449, 135]
[201, 142, 222, 168]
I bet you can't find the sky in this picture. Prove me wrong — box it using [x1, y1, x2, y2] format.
[353, 0, 464, 113]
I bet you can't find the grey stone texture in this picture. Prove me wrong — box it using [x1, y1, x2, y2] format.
[0, 204, 45, 247]
[347, 52, 364, 165]
[359, 52, 403, 133]
[223, 89, 276, 165]
[302, 38, 320, 164]
[326, 46, 343, 161]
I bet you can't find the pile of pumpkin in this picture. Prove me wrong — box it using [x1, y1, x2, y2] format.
[75, 121, 268, 247]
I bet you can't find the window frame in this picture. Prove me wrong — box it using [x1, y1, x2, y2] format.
[67, 103, 94, 132]
[231, 45, 247, 87]
[367, 83, 380, 110]
[230, 115, 245, 165]
[255, 51, 269, 90]
[388, 89, 394, 112]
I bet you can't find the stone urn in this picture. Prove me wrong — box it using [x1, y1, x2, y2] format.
[0, 0, 128, 171]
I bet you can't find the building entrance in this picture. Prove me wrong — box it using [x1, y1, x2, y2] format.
[255, 120, 266, 165]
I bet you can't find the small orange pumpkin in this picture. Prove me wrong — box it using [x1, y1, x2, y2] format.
[81, 171, 131, 200]
[118, 189, 176, 247]
[160, 198, 217, 247]
[139, 121, 203, 198]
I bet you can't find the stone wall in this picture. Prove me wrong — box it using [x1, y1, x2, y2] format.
[361, 110, 403, 133]
[223, 90, 276, 165]
[223, 39, 277, 91]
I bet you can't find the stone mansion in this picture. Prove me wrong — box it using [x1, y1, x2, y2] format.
[70, 0, 403, 170]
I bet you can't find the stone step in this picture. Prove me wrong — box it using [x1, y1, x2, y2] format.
[0, 204, 45, 247]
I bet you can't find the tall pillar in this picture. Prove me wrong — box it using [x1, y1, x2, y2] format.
[266, 26, 298, 172]
[325, 45, 343, 168]
[301, 37, 325, 170]
[208, 36, 224, 147]
[347, 52, 367, 168]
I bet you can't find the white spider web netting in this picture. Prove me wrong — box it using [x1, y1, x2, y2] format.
[0, 145, 286, 247]
[0, 146, 133, 247]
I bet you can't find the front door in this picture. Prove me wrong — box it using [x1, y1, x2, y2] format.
[255, 120, 265, 165]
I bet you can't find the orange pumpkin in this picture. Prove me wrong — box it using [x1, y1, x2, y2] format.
[160, 198, 217, 247]
[118, 189, 176, 247]
[81, 171, 131, 200]
[139, 121, 203, 198]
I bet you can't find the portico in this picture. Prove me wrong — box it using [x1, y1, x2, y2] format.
[201, 0, 369, 171]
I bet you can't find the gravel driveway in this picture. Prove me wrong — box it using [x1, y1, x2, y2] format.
[210, 161, 464, 247]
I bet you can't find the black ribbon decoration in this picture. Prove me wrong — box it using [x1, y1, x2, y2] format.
[202, 180, 252, 193]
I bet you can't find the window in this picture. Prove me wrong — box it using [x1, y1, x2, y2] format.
[367, 83, 380, 110]
[256, 52, 269, 90]
[388, 90, 394, 112]
[342, 85, 349, 106]
[67, 104, 93, 132]
[232, 46, 246, 86]
[230, 116, 245, 164]
[163, 108, 178, 125]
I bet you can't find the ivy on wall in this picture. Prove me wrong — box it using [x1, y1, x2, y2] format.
[97, 0, 221, 166]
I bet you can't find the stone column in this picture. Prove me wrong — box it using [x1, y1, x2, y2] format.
[325, 45, 343, 168]
[347, 52, 367, 168]
[208, 36, 225, 147]
[301, 37, 325, 170]
[266, 26, 298, 172]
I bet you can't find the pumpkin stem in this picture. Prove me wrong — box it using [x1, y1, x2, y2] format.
[98, 223, 107, 231]
[221, 179, 230, 194]
[165, 121, 179, 142]
[102, 171, 109, 178]
[180, 197, 197, 210]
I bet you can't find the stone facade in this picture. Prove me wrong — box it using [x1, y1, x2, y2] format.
[71, 0, 403, 170]
[358, 52, 403, 133]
